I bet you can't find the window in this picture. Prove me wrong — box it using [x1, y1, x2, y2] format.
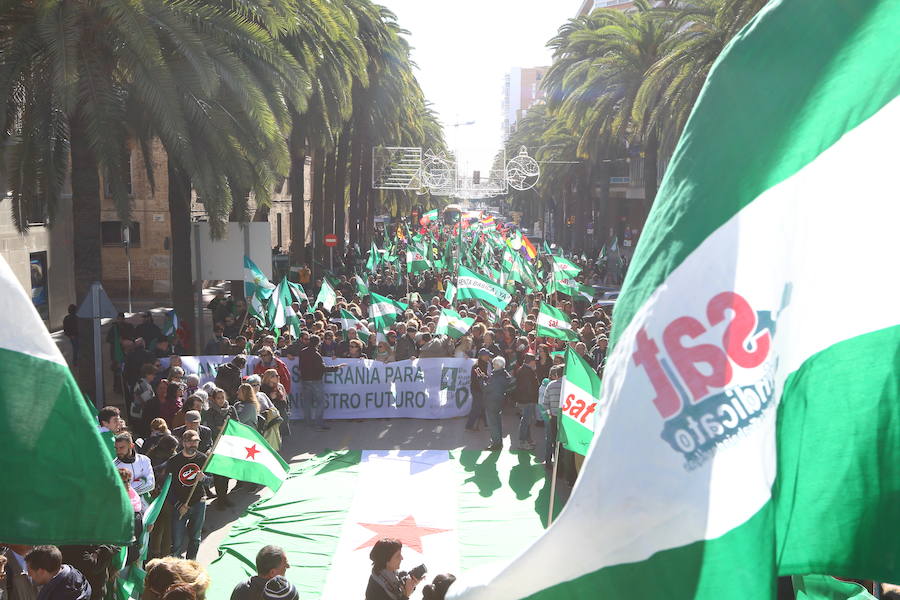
[101, 221, 141, 247]
[104, 151, 133, 197]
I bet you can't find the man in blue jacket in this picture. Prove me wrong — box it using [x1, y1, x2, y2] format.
[25, 546, 91, 600]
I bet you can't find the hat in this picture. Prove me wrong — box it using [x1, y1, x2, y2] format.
[263, 576, 298, 600]
[523, 352, 537, 362]
[185, 410, 201, 423]
[246, 374, 262, 385]
[477, 348, 493, 357]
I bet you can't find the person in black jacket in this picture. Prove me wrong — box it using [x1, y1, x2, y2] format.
[298, 335, 346, 431]
[166, 431, 207, 560]
[229, 546, 288, 600]
[364, 539, 422, 600]
[215, 355, 246, 400]
[171, 412, 213, 453]
[514, 354, 540, 451]
[25, 546, 91, 600]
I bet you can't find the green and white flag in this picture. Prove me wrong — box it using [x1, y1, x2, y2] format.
[286, 280, 308, 304]
[0, 257, 133, 545]
[330, 309, 371, 343]
[550, 255, 581, 277]
[354, 274, 370, 298]
[535, 302, 578, 341]
[244, 255, 275, 300]
[512, 304, 525, 331]
[310, 279, 337, 312]
[406, 245, 430, 274]
[444, 281, 457, 303]
[436, 308, 474, 339]
[456, 266, 511, 310]
[365, 242, 382, 273]
[205, 450, 559, 600]
[554, 277, 595, 301]
[451, 3, 900, 599]
[559, 349, 600, 456]
[368, 292, 408, 331]
[268, 279, 303, 336]
[205, 419, 289, 491]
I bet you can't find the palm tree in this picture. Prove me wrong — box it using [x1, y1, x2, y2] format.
[634, 0, 769, 156]
[0, 0, 306, 391]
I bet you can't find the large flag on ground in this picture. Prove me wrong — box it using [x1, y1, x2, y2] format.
[436, 308, 474, 339]
[534, 302, 578, 341]
[456, 266, 511, 310]
[205, 420, 289, 491]
[559, 349, 600, 456]
[368, 292, 408, 331]
[0, 257, 133, 544]
[206, 450, 560, 600]
[450, 2, 900, 599]
[244, 256, 275, 300]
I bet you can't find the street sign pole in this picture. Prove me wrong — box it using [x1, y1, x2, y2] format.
[76, 282, 118, 409]
[193, 222, 204, 353]
[329, 247, 333, 272]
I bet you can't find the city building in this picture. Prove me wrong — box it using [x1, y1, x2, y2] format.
[502, 66, 549, 139]
[1, 140, 310, 330]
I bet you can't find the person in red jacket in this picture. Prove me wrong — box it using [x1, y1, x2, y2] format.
[252, 347, 291, 395]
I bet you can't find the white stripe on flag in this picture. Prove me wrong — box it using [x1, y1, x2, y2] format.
[0, 258, 66, 366]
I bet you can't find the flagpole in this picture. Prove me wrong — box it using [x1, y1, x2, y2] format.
[182, 416, 230, 509]
[547, 439, 561, 527]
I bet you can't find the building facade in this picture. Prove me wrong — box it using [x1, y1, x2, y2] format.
[502, 66, 550, 139]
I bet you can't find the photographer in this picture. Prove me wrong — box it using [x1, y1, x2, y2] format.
[365, 539, 423, 600]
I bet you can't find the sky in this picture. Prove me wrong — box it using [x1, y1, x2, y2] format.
[380, 1, 579, 173]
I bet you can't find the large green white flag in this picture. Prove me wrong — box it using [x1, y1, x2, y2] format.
[444, 281, 457, 303]
[310, 279, 337, 312]
[535, 302, 578, 341]
[368, 292, 408, 331]
[436, 308, 474, 339]
[354, 274, 370, 298]
[559, 348, 600, 456]
[0, 257, 133, 545]
[456, 266, 511, 310]
[206, 450, 558, 600]
[450, 2, 900, 599]
[205, 420, 289, 491]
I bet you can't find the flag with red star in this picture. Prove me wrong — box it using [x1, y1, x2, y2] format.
[205, 420, 289, 491]
[204, 450, 560, 600]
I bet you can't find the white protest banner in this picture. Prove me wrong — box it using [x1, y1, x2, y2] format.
[166, 356, 475, 420]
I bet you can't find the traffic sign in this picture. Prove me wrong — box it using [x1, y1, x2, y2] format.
[324, 234, 338, 247]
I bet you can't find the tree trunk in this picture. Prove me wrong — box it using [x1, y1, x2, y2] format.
[70, 115, 104, 403]
[595, 160, 612, 250]
[288, 123, 307, 270]
[311, 148, 326, 274]
[347, 125, 363, 248]
[644, 129, 659, 215]
[359, 142, 373, 247]
[323, 144, 336, 250]
[168, 159, 196, 353]
[334, 132, 350, 256]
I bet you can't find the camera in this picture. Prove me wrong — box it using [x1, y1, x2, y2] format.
[403, 564, 427, 581]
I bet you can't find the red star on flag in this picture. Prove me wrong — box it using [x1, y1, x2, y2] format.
[355, 515, 450, 553]
[245, 444, 260, 460]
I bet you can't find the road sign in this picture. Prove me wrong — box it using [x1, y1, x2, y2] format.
[324, 234, 338, 247]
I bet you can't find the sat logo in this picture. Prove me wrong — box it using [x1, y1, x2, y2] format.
[632, 286, 790, 468]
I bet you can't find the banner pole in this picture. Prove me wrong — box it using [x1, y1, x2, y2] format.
[547, 439, 561, 527]
[182, 416, 230, 508]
